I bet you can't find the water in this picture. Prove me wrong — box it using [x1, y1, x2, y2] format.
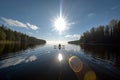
[0, 43, 120, 80]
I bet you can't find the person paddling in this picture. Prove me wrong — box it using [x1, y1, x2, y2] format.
[58, 43, 61, 50]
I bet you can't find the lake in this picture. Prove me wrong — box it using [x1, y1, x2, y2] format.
[0, 43, 120, 80]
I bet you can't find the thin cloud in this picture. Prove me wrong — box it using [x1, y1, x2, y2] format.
[1, 17, 27, 28]
[88, 13, 95, 17]
[65, 34, 80, 39]
[1, 17, 38, 30]
[68, 22, 76, 26]
[111, 5, 120, 10]
[26, 23, 38, 30]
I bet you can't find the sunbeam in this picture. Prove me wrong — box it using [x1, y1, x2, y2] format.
[52, 0, 68, 34]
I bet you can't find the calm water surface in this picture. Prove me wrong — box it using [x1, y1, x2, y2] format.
[0, 43, 120, 80]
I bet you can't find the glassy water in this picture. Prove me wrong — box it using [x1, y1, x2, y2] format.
[0, 43, 120, 80]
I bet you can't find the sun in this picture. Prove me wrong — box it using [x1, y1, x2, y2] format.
[54, 16, 67, 34]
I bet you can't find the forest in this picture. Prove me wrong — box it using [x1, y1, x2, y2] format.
[68, 19, 120, 45]
[0, 25, 46, 45]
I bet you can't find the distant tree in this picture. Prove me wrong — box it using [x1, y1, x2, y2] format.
[69, 19, 120, 45]
[0, 28, 6, 40]
[0, 25, 46, 44]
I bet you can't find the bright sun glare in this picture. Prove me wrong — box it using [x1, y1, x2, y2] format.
[54, 16, 67, 34]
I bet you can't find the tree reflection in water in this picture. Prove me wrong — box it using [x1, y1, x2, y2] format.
[80, 44, 120, 69]
[0, 43, 46, 58]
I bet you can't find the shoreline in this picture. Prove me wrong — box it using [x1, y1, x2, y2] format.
[68, 42, 120, 46]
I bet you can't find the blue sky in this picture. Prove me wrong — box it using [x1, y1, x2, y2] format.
[0, 0, 120, 42]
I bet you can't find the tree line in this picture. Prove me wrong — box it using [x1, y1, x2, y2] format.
[68, 19, 120, 45]
[0, 25, 46, 45]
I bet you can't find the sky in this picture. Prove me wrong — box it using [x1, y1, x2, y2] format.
[0, 0, 120, 42]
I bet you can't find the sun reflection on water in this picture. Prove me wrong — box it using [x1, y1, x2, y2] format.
[58, 53, 63, 62]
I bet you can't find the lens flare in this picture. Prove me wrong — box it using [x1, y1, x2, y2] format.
[69, 56, 83, 72]
[84, 71, 96, 80]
